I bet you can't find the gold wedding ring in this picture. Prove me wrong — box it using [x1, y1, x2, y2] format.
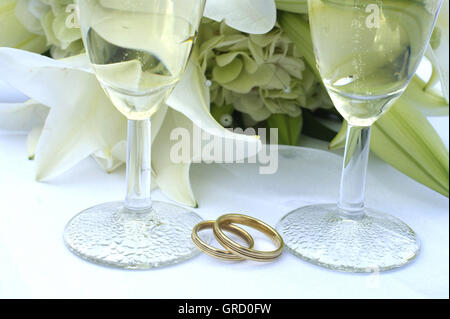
[192, 220, 255, 261]
[214, 214, 284, 262]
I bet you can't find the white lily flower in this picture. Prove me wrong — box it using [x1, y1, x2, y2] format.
[0, 50, 127, 178]
[0, 0, 276, 206]
[0, 48, 261, 206]
[0, 99, 48, 158]
[204, 0, 277, 34]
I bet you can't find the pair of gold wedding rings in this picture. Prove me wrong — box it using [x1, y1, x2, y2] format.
[192, 214, 285, 262]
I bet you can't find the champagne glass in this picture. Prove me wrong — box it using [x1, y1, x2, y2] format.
[64, 0, 206, 269]
[277, 0, 443, 272]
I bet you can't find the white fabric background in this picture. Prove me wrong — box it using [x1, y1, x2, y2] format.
[0, 75, 448, 299]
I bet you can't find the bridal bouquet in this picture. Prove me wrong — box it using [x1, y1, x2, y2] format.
[0, 0, 448, 206]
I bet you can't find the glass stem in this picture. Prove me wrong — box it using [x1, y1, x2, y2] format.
[338, 124, 372, 215]
[124, 119, 153, 211]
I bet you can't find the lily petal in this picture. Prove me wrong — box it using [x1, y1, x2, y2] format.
[204, 0, 277, 34]
[153, 105, 263, 207]
[92, 103, 170, 173]
[152, 108, 197, 207]
[26, 125, 43, 160]
[159, 58, 263, 206]
[167, 56, 261, 148]
[0, 100, 48, 131]
[0, 48, 127, 181]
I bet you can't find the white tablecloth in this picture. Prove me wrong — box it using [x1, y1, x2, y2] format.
[0, 80, 449, 299]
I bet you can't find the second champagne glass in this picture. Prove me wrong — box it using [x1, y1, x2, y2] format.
[64, 0, 206, 269]
[277, 0, 443, 272]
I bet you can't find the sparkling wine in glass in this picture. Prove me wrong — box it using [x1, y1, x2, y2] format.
[64, 0, 206, 269]
[277, 0, 443, 272]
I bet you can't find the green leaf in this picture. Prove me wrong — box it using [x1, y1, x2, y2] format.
[211, 104, 235, 126]
[275, 0, 308, 14]
[402, 75, 449, 117]
[302, 111, 337, 142]
[372, 100, 449, 197]
[266, 113, 303, 146]
[330, 100, 450, 197]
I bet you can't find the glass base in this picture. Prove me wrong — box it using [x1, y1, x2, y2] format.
[63, 201, 204, 269]
[276, 204, 420, 273]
